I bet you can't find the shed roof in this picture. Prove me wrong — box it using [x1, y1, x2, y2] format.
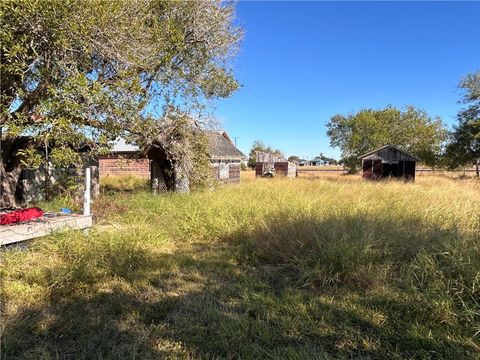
[207, 131, 247, 160]
[359, 145, 419, 161]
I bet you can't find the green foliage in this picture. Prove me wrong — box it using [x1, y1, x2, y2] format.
[445, 71, 480, 173]
[247, 140, 284, 168]
[326, 106, 447, 172]
[1, 0, 242, 170]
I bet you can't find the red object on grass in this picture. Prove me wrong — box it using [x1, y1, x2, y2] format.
[0, 207, 44, 225]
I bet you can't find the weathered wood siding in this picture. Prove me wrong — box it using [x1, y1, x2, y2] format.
[255, 163, 264, 177]
[361, 146, 417, 181]
[210, 162, 241, 183]
[256, 162, 297, 177]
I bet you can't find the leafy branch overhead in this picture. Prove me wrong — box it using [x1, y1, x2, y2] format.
[1, 0, 241, 153]
[0, 0, 242, 206]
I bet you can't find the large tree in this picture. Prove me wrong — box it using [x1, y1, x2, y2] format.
[445, 71, 480, 176]
[326, 106, 446, 172]
[0, 0, 242, 206]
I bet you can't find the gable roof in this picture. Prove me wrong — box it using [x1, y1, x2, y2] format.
[207, 131, 247, 160]
[359, 144, 419, 161]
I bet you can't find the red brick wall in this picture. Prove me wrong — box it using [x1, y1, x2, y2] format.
[99, 156, 150, 178]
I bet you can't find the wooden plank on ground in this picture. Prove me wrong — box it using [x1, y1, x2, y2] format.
[0, 214, 92, 246]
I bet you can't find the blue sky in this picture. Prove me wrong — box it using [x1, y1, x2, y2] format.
[215, 1, 480, 160]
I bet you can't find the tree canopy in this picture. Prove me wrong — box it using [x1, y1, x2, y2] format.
[0, 0, 242, 206]
[326, 106, 446, 172]
[444, 71, 480, 175]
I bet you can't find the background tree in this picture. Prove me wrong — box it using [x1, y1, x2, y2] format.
[287, 155, 301, 163]
[444, 71, 480, 176]
[247, 140, 284, 168]
[316, 153, 338, 165]
[326, 106, 446, 173]
[0, 0, 242, 206]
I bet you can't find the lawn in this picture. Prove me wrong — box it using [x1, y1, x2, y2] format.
[1, 174, 479, 359]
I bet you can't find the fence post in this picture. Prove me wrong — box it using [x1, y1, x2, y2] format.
[83, 167, 91, 216]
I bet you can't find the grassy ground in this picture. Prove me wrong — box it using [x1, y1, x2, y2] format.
[1, 173, 479, 359]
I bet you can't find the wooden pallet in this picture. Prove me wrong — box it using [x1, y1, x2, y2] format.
[0, 214, 92, 246]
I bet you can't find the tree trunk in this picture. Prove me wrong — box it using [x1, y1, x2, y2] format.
[1, 136, 32, 208]
[476, 158, 479, 177]
[1, 165, 22, 208]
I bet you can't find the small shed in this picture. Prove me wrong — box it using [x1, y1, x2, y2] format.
[207, 131, 247, 183]
[255, 152, 297, 178]
[360, 145, 418, 181]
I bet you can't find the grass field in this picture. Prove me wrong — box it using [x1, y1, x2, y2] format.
[1, 173, 479, 359]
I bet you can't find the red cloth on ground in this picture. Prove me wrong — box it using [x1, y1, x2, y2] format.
[0, 207, 44, 225]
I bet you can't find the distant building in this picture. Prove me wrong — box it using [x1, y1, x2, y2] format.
[255, 152, 297, 178]
[99, 130, 246, 192]
[359, 145, 418, 181]
[207, 131, 247, 183]
[310, 157, 322, 166]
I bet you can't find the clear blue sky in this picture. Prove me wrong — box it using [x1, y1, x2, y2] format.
[215, 1, 480, 160]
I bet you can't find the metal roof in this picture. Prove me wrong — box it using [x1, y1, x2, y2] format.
[359, 144, 419, 161]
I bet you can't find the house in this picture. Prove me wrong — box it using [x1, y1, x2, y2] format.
[208, 131, 247, 183]
[99, 130, 246, 192]
[359, 145, 418, 181]
[255, 152, 297, 177]
[149, 130, 246, 193]
[310, 157, 322, 166]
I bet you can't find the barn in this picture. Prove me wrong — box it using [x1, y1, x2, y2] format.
[360, 145, 418, 181]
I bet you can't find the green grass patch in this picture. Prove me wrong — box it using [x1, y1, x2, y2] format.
[1, 176, 479, 359]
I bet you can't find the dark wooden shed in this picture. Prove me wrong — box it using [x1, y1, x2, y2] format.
[360, 145, 418, 181]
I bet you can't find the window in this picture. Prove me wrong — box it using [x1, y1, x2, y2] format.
[218, 163, 229, 179]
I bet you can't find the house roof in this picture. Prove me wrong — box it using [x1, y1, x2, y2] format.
[109, 131, 246, 160]
[207, 131, 247, 160]
[359, 144, 419, 161]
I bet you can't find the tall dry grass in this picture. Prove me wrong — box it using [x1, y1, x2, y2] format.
[1, 174, 479, 359]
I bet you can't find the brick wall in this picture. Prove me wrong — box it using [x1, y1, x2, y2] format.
[99, 156, 150, 178]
